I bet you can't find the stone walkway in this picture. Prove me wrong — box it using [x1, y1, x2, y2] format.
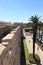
[23, 30, 43, 65]
[26, 60, 30, 65]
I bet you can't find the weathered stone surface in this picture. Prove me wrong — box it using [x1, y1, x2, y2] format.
[0, 25, 23, 65]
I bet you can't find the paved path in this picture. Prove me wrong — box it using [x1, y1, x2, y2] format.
[23, 30, 43, 65]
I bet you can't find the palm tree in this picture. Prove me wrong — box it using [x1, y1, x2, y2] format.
[41, 31, 43, 42]
[30, 15, 40, 57]
[39, 28, 40, 39]
[38, 21, 42, 40]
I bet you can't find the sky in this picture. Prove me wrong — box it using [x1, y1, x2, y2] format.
[0, 0, 43, 23]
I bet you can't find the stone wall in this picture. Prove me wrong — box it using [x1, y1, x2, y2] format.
[0, 25, 23, 65]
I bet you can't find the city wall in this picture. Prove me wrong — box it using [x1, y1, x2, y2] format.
[0, 25, 23, 65]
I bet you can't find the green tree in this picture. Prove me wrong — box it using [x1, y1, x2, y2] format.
[2, 25, 13, 37]
[30, 15, 40, 57]
[26, 22, 32, 28]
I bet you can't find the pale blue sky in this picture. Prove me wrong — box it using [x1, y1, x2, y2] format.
[0, 0, 43, 23]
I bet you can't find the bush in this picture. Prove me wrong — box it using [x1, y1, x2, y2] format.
[2, 25, 13, 37]
[28, 54, 40, 64]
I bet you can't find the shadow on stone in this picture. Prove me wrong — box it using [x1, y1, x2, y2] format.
[33, 55, 41, 65]
[36, 63, 42, 65]
[29, 53, 41, 65]
[21, 39, 26, 65]
[23, 35, 26, 39]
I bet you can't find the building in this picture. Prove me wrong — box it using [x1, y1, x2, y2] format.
[0, 21, 12, 26]
[4, 21, 12, 26]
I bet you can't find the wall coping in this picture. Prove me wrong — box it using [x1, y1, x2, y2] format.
[2, 42, 8, 46]
[2, 33, 14, 42]
[0, 44, 6, 55]
[10, 30, 16, 34]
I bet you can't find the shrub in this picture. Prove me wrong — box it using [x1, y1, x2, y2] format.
[2, 25, 13, 37]
[28, 54, 40, 64]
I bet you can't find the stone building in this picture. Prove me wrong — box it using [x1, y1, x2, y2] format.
[0, 25, 23, 65]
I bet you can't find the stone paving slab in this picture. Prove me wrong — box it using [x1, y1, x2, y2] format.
[26, 60, 30, 64]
